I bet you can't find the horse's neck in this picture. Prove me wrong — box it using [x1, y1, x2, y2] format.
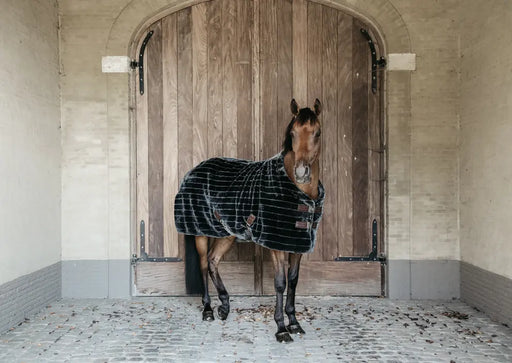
[283, 152, 319, 200]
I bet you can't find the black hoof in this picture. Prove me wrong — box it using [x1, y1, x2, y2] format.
[217, 306, 229, 321]
[287, 323, 305, 335]
[275, 331, 294, 343]
[202, 310, 214, 322]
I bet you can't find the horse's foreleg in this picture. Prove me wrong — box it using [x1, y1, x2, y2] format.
[271, 250, 293, 343]
[208, 236, 235, 320]
[195, 236, 214, 321]
[285, 253, 305, 335]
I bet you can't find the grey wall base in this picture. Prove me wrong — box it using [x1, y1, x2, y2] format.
[461, 262, 512, 328]
[388, 259, 460, 300]
[0, 262, 61, 334]
[62, 260, 130, 298]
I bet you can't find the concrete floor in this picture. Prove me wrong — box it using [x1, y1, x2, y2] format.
[0, 296, 511, 362]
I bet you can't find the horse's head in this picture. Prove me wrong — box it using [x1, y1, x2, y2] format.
[283, 98, 322, 184]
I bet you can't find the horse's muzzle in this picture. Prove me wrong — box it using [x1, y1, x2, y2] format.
[294, 162, 311, 184]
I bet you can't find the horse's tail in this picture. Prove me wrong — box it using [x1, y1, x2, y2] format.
[185, 234, 202, 294]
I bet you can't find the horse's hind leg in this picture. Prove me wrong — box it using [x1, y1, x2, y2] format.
[286, 253, 305, 335]
[208, 236, 235, 320]
[271, 250, 293, 343]
[195, 236, 214, 321]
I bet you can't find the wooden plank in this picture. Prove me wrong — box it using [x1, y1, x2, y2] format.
[321, 6, 338, 261]
[207, 0, 223, 158]
[135, 262, 186, 296]
[135, 261, 254, 296]
[252, 0, 263, 295]
[292, 0, 307, 106]
[236, 0, 253, 161]
[192, 3, 208, 166]
[378, 48, 385, 257]
[177, 8, 193, 258]
[222, 0, 237, 158]
[368, 28, 381, 258]
[236, 0, 255, 262]
[260, 0, 278, 160]
[136, 34, 149, 259]
[262, 261, 381, 296]
[260, 0, 278, 264]
[351, 19, 370, 256]
[222, 0, 239, 261]
[306, 2, 323, 261]
[207, 261, 255, 295]
[337, 12, 354, 257]
[162, 14, 179, 258]
[277, 0, 293, 151]
[147, 21, 164, 257]
[252, 0, 260, 161]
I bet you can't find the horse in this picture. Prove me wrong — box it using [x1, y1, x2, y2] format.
[174, 99, 324, 343]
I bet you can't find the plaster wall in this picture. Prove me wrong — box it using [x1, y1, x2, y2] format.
[459, 1, 512, 280]
[0, 0, 61, 286]
[59, 0, 461, 297]
[390, 0, 460, 261]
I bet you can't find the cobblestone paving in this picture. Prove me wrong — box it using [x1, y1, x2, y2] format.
[0, 296, 511, 362]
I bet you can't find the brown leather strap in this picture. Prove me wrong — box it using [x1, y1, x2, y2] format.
[295, 221, 309, 229]
[297, 204, 310, 212]
[246, 214, 256, 226]
[295, 221, 319, 230]
[214, 210, 221, 221]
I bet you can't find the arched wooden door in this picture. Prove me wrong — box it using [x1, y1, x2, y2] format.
[133, 0, 384, 296]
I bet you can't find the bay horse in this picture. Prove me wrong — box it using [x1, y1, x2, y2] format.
[174, 99, 324, 343]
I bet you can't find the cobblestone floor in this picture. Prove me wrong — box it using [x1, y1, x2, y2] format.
[0, 296, 511, 362]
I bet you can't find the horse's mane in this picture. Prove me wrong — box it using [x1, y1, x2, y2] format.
[282, 108, 319, 153]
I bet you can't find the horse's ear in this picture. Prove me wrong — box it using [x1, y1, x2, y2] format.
[290, 99, 300, 116]
[313, 99, 322, 116]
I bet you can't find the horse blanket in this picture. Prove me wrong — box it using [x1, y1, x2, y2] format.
[174, 153, 325, 253]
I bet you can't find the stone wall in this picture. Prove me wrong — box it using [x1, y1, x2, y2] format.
[0, 0, 61, 288]
[0, 0, 61, 332]
[59, 0, 461, 298]
[459, 0, 512, 325]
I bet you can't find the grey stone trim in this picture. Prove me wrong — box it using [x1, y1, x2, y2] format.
[388, 260, 460, 300]
[461, 262, 512, 328]
[62, 260, 130, 298]
[388, 259, 411, 299]
[0, 262, 61, 334]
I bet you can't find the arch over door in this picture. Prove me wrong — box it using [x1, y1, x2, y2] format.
[133, 0, 384, 296]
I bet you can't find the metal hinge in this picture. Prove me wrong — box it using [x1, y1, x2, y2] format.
[360, 28, 386, 94]
[334, 219, 386, 263]
[130, 30, 154, 95]
[131, 220, 182, 265]
[131, 254, 182, 265]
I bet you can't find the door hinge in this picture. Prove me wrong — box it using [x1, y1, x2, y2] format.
[131, 254, 182, 265]
[132, 220, 182, 265]
[131, 30, 154, 95]
[360, 28, 386, 94]
[335, 219, 386, 263]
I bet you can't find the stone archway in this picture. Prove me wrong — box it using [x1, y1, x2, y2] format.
[103, 0, 413, 297]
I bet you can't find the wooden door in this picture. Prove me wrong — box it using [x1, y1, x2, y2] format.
[134, 1, 257, 295]
[133, 0, 384, 296]
[258, 1, 383, 296]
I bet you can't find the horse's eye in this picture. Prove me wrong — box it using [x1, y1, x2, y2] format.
[315, 131, 321, 138]
[290, 130, 297, 138]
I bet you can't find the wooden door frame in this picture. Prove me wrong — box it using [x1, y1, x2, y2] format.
[128, 0, 389, 296]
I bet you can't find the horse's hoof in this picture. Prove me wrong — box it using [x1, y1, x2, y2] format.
[275, 331, 294, 343]
[217, 306, 229, 321]
[202, 310, 215, 322]
[287, 324, 305, 335]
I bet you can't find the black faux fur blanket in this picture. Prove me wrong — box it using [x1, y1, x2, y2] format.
[174, 153, 325, 253]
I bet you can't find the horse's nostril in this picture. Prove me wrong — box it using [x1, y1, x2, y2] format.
[295, 165, 306, 178]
